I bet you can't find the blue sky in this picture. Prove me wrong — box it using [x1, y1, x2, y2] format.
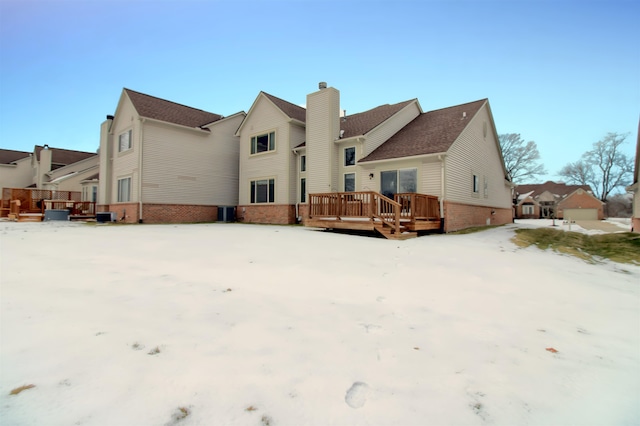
[0, 0, 638, 183]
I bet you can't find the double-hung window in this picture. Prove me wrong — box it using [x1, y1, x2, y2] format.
[251, 132, 275, 154]
[250, 179, 275, 203]
[344, 147, 356, 166]
[117, 177, 131, 202]
[119, 130, 132, 152]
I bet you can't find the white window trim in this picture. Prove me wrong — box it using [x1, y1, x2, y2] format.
[117, 176, 132, 203]
[250, 177, 276, 204]
[344, 146, 356, 167]
[118, 129, 132, 153]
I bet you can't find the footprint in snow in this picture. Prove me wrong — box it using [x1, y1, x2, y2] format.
[345, 382, 370, 409]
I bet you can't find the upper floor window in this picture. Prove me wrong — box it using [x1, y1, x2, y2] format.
[344, 147, 356, 166]
[472, 174, 479, 194]
[119, 130, 132, 152]
[250, 178, 275, 203]
[251, 132, 275, 154]
[300, 155, 306, 172]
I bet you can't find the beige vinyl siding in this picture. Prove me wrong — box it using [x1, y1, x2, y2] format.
[289, 124, 306, 203]
[421, 159, 442, 196]
[337, 142, 362, 191]
[362, 102, 421, 157]
[0, 157, 32, 188]
[47, 167, 99, 192]
[110, 98, 139, 203]
[306, 87, 339, 194]
[141, 115, 243, 206]
[239, 96, 293, 205]
[356, 158, 422, 193]
[444, 103, 511, 208]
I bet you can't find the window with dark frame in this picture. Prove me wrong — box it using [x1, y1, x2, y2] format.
[473, 174, 479, 193]
[344, 173, 355, 192]
[301, 155, 306, 172]
[251, 132, 276, 154]
[250, 179, 275, 203]
[344, 147, 356, 166]
[300, 178, 306, 202]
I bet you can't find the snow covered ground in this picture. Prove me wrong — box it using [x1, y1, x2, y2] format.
[1, 220, 638, 426]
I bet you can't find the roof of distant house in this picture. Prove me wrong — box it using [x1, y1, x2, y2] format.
[360, 99, 487, 162]
[124, 88, 223, 128]
[34, 145, 97, 166]
[515, 181, 593, 197]
[0, 148, 31, 164]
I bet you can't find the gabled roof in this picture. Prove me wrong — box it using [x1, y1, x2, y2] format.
[263, 92, 306, 123]
[359, 99, 487, 162]
[35, 146, 96, 165]
[0, 149, 31, 164]
[515, 181, 593, 197]
[341, 100, 416, 138]
[124, 88, 223, 128]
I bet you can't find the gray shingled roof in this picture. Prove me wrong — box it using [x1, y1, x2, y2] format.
[360, 99, 487, 162]
[124, 89, 222, 128]
[0, 148, 31, 164]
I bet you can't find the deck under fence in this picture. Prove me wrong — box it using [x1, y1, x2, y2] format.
[305, 191, 441, 239]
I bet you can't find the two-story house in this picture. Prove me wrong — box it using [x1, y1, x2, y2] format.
[98, 89, 245, 223]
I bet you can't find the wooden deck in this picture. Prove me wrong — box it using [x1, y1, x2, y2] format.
[305, 191, 441, 239]
[1, 188, 96, 222]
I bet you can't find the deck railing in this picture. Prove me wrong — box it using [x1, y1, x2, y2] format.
[308, 191, 403, 234]
[394, 193, 440, 220]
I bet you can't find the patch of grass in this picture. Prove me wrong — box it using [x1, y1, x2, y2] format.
[449, 224, 503, 235]
[245, 405, 258, 412]
[512, 228, 640, 264]
[10, 384, 35, 395]
[148, 346, 161, 355]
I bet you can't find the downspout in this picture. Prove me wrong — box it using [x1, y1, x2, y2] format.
[293, 150, 300, 222]
[438, 154, 445, 216]
[138, 118, 144, 223]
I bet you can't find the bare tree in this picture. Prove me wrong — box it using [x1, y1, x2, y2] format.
[498, 133, 546, 183]
[558, 132, 633, 202]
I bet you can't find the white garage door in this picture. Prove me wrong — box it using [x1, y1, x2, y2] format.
[563, 208, 598, 220]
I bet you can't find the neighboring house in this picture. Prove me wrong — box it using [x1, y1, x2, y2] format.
[0, 149, 32, 188]
[626, 120, 639, 232]
[98, 88, 245, 223]
[0, 145, 97, 190]
[514, 181, 604, 220]
[236, 83, 513, 233]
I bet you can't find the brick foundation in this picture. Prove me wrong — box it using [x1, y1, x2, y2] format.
[237, 204, 296, 224]
[443, 201, 513, 233]
[98, 203, 220, 224]
[632, 217, 640, 233]
[98, 203, 139, 223]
